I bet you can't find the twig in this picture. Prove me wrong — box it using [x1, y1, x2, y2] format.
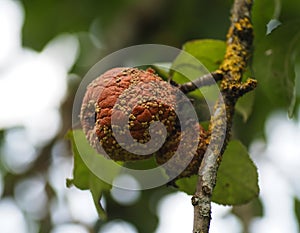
[179, 72, 223, 93]
[192, 0, 257, 232]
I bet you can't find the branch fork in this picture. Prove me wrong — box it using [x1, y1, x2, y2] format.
[178, 0, 257, 232]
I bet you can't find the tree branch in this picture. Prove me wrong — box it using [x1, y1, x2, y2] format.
[192, 0, 257, 232]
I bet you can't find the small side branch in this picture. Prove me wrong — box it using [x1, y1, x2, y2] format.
[179, 72, 223, 94]
[192, 0, 256, 232]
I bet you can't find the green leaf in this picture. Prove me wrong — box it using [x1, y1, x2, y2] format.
[212, 140, 259, 205]
[176, 140, 259, 205]
[171, 39, 226, 84]
[66, 130, 90, 190]
[175, 175, 198, 195]
[294, 197, 300, 230]
[292, 63, 300, 118]
[66, 129, 120, 219]
[181, 39, 226, 72]
[253, 21, 300, 117]
[90, 176, 109, 220]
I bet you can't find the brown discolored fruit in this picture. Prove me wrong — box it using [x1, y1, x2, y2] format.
[80, 67, 178, 161]
[80, 67, 207, 179]
[156, 121, 208, 179]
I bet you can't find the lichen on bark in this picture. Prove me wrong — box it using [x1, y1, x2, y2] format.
[190, 0, 257, 232]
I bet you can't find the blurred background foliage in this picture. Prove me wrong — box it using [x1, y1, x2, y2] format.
[0, 0, 300, 232]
